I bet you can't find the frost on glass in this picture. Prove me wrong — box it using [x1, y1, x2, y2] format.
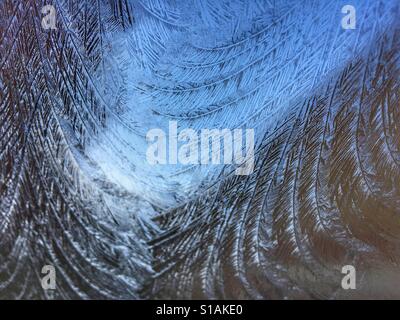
[0, 0, 400, 299]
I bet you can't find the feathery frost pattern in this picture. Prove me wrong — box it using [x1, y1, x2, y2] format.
[0, 0, 400, 299]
